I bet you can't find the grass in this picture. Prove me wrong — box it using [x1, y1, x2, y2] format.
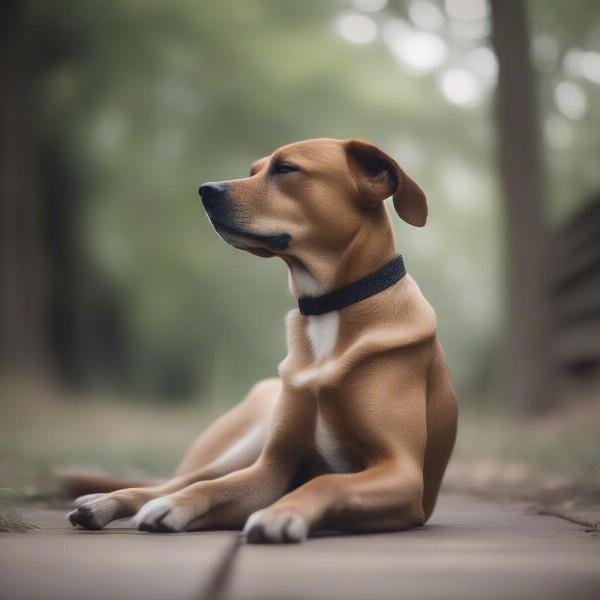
[0, 488, 38, 532]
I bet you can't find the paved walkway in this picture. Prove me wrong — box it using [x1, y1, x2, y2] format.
[1, 493, 598, 600]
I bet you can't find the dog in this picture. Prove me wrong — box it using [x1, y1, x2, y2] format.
[67, 138, 457, 543]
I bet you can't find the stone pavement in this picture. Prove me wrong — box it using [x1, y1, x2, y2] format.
[1, 493, 598, 600]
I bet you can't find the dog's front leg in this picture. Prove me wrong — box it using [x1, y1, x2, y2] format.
[68, 431, 267, 531]
[134, 384, 315, 533]
[68, 452, 291, 532]
[244, 353, 430, 543]
[132, 456, 293, 533]
[244, 458, 424, 543]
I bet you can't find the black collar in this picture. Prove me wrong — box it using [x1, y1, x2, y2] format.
[298, 255, 406, 316]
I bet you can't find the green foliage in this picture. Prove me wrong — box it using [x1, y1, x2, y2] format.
[28, 0, 600, 404]
[529, 0, 600, 221]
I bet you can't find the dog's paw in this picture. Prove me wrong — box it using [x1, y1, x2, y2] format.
[68, 488, 152, 530]
[243, 508, 309, 544]
[68, 494, 122, 530]
[134, 497, 190, 533]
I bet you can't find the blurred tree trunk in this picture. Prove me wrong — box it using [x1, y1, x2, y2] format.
[1, 1, 124, 392]
[0, 0, 54, 379]
[490, 0, 556, 411]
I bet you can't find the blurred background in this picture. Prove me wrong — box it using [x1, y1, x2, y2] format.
[1, 0, 599, 501]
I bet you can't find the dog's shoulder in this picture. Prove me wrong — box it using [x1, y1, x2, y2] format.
[342, 274, 437, 347]
[394, 274, 437, 342]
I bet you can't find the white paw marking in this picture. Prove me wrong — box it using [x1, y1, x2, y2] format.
[133, 497, 175, 529]
[243, 509, 308, 543]
[134, 496, 193, 532]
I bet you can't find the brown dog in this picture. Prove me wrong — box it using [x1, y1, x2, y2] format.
[67, 138, 457, 543]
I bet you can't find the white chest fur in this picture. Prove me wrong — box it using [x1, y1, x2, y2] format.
[290, 265, 339, 363]
[315, 412, 353, 473]
[288, 266, 349, 470]
[306, 312, 339, 362]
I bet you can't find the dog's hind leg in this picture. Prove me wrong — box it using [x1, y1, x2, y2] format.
[68, 378, 280, 530]
[61, 378, 279, 499]
[56, 468, 161, 499]
[174, 378, 280, 476]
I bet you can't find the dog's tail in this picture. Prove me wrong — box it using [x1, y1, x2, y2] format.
[54, 467, 161, 499]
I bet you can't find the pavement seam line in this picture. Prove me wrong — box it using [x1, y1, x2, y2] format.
[197, 533, 243, 600]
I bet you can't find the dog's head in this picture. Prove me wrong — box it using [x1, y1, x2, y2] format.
[199, 138, 426, 286]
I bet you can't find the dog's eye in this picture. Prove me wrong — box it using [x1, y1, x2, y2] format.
[271, 163, 300, 175]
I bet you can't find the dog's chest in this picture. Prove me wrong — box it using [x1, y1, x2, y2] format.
[304, 314, 354, 472]
[306, 312, 339, 362]
[288, 311, 340, 387]
[314, 412, 354, 473]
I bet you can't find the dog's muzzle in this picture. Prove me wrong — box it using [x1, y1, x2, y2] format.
[198, 180, 291, 253]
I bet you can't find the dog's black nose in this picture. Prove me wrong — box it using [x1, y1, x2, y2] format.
[198, 182, 226, 211]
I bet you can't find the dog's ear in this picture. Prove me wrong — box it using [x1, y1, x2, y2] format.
[345, 139, 427, 227]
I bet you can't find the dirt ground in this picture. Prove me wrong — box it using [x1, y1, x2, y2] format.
[1, 492, 598, 600]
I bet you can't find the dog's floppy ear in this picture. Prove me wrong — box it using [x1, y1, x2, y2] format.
[345, 139, 427, 227]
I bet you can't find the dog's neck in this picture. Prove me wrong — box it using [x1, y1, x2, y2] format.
[285, 214, 397, 364]
[287, 215, 397, 298]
